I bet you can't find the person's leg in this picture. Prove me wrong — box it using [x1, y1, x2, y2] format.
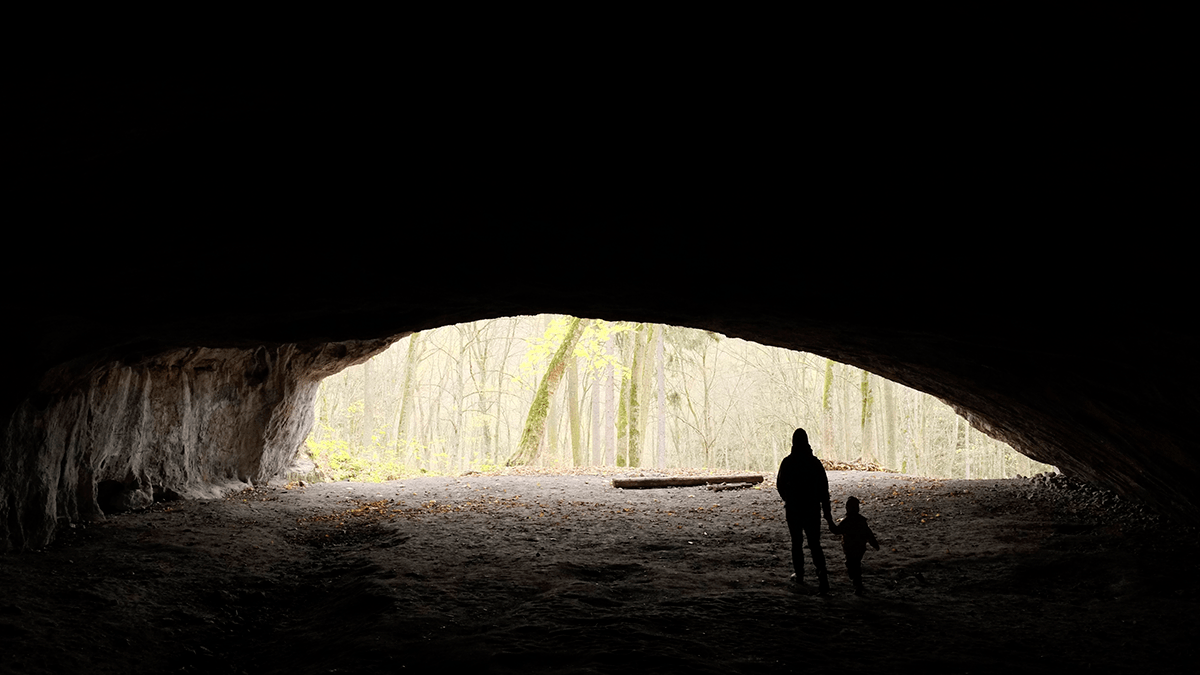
[785, 506, 805, 579]
[802, 508, 828, 593]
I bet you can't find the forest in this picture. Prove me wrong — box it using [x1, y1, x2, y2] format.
[304, 315, 1055, 482]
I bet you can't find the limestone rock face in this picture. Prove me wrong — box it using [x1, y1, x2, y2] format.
[1, 339, 394, 550]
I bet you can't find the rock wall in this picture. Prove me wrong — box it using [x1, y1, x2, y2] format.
[1, 338, 395, 551]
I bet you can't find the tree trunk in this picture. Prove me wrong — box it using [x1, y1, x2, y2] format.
[841, 363, 855, 462]
[952, 413, 961, 477]
[822, 358, 834, 456]
[493, 319, 518, 465]
[431, 359, 451, 472]
[453, 326, 466, 472]
[917, 391, 927, 475]
[568, 354, 584, 466]
[882, 377, 897, 471]
[591, 367, 602, 466]
[466, 320, 493, 470]
[546, 383, 559, 466]
[656, 325, 666, 469]
[605, 341, 616, 466]
[702, 341, 713, 466]
[627, 323, 651, 468]
[637, 324, 656, 467]
[507, 317, 586, 466]
[394, 332, 423, 459]
[617, 369, 630, 466]
[362, 356, 373, 454]
[421, 373, 436, 471]
[960, 415, 969, 478]
[860, 370, 874, 463]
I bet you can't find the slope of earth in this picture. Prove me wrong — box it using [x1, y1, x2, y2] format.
[1, 470, 1196, 674]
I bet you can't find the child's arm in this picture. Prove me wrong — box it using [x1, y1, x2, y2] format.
[867, 525, 880, 550]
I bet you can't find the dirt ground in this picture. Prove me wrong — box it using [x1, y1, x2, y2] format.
[2, 467, 1197, 674]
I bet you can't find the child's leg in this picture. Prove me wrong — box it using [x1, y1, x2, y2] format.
[847, 556, 861, 582]
[847, 551, 864, 592]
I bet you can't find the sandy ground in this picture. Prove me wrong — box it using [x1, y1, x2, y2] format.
[1, 468, 1197, 674]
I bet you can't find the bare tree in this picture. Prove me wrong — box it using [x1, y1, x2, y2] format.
[310, 315, 1053, 481]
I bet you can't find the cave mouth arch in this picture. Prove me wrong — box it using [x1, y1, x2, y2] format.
[3, 273, 1196, 552]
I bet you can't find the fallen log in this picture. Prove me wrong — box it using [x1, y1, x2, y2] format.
[707, 482, 755, 492]
[611, 475, 764, 489]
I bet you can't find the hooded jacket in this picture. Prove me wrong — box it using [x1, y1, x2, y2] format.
[776, 453, 829, 505]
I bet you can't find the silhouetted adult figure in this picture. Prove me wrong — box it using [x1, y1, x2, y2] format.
[776, 428, 833, 594]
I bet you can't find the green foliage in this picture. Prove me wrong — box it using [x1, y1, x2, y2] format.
[516, 317, 632, 390]
[576, 319, 634, 379]
[306, 435, 429, 482]
[307, 436, 350, 461]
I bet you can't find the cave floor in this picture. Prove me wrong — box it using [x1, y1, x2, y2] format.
[2, 469, 1197, 674]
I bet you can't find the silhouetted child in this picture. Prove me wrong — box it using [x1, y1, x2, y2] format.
[828, 496, 880, 595]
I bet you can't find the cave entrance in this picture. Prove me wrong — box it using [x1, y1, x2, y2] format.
[299, 314, 1054, 484]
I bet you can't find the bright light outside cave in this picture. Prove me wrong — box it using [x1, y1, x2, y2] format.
[302, 315, 1055, 483]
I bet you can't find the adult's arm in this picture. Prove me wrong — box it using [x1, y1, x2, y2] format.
[776, 456, 792, 502]
[817, 458, 832, 521]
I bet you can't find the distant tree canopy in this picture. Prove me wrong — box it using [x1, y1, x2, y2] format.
[305, 315, 1054, 482]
